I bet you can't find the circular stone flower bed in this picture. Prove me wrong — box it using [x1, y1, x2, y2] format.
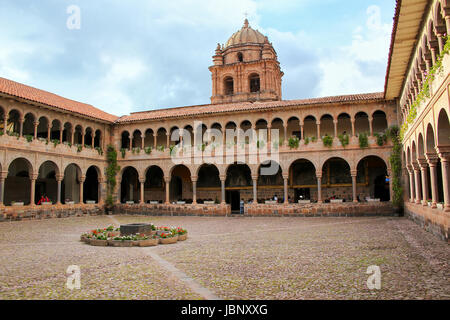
[80, 224, 188, 247]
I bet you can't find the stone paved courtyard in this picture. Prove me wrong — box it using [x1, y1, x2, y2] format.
[0, 215, 448, 300]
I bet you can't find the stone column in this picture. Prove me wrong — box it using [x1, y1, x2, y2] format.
[191, 176, 197, 204]
[0, 171, 6, 206]
[437, 148, 450, 212]
[407, 165, 415, 203]
[164, 177, 170, 204]
[33, 121, 38, 139]
[368, 116, 373, 137]
[3, 117, 7, 134]
[425, 153, 439, 208]
[59, 129, 63, 144]
[141, 136, 145, 149]
[333, 120, 338, 138]
[56, 175, 63, 205]
[351, 170, 357, 203]
[300, 123, 304, 142]
[30, 174, 37, 206]
[316, 121, 321, 140]
[437, 35, 444, 54]
[71, 130, 74, 145]
[413, 163, 422, 204]
[166, 132, 170, 148]
[418, 159, 429, 206]
[116, 179, 122, 204]
[351, 119, 355, 137]
[153, 135, 157, 148]
[139, 178, 145, 204]
[252, 175, 258, 204]
[267, 124, 272, 147]
[283, 124, 288, 146]
[47, 124, 51, 142]
[220, 175, 226, 204]
[430, 47, 437, 66]
[81, 131, 85, 147]
[283, 174, 289, 204]
[446, 16, 450, 36]
[79, 176, 85, 204]
[19, 117, 24, 137]
[316, 171, 322, 203]
[98, 180, 106, 204]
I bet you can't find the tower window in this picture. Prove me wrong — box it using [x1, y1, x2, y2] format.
[224, 77, 234, 95]
[249, 74, 260, 93]
[237, 52, 243, 62]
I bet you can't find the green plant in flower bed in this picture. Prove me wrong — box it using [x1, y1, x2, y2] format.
[24, 135, 33, 142]
[304, 137, 310, 145]
[93, 233, 108, 240]
[338, 133, 349, 148]
[288, 137, 300, 149]
[159, 232, 176, 238]
[121, 148, 127, 158]
[144, 147, 152, 154]
[176, 227, 187, 235]
[374, 132, 387, 146]
[311, 136, 317, 143]
[359, 133, 369, 148]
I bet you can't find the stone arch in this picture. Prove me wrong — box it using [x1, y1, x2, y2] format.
[197, 164, 221, 203]
[337, 113, 351, 136]
[62, 163, 82, 204]
[417, 133, 425, 160]
[321, 157, 352, 201]
[7, 109, 21, 135]
[249, 73, 260, 93]
[84, 127, 93, 147]
[120, 166, 140, 203]
[23, 112, 35, 136]
[156, 127, 167, 148]
[63, 122, 73, 143]
[372, 110, 388, 133]
[132, 129, 142, 149]
[84, 166, 100, 204]
[437, 108, 450, 147]
[354, 112, 370, 136]
[50, 119, 62, 141]
[356, 156, 389, 201]
[121, 130, 131, 149]
[144, 128, 155, 148]
[289, 159, 317, 202]
[74, 125, 83, 145]
[426, 123, 436, 153]
[170, 164, 192, 203]
[36, 160, 59, 205]
[303, 115, 317, 139]
[5, 157, 33, 206]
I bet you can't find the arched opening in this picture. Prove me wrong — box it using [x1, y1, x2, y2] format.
[121, 131, 130, 150]
[197, 164, 221, 203]
[23, 113, 35, 137]
[372, 110, 388, 133]
[144, 166, 165, 203]
[287, 117, 301, 140]
[74, 125, 83, 145]
[156, 128, 167, 148]
[322, 157, 352, 202]
[0, 106, 5, 133]
[320, 114, 334, 138]
[183, 125, 194, 147]
[337, 113, 351, 136]
[36, 161, 58, 205]
[84, 127, 93, 147]
[226, 163, 252, 211]
[303, 116, 317, 140]
[63, 122, 72, 143]
[225, 121, 238, 145]
[84, 166, 99, 203]
[271, 118, 284, 145]
[144, 129, 154, 148]
[5, 158, 32, 206]
[249, 73, 260, 93]
[258, 160, 283, 203]
[437, 109, 450, 147]
[209, 123, 222, 147]
[62, 164, 81, 204]
[7, 110, 21, 135]
[289, 159, 317, 202]
[94, 130, 102, 148]
[237, 52, 243, 62]
[132, 130, 142, 149]
[170, 165, 192, 203]
[121, 167, 139, 203]
[50, 120, 61, 141]
[239, 120, 252, 145]
[224, 77, 234, 95]
[356, 156, 389, 202]
[355, 112, 370, 136]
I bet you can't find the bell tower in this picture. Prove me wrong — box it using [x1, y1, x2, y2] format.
[209, 19, 284, 104]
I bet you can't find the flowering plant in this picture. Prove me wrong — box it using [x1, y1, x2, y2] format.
[159, 232, 176, 239]
[176, 227, 187, 235]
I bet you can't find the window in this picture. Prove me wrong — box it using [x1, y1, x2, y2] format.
[224, 77, 234, 95]
[249, 74, 260, 93]
[237, 52, 243, 62]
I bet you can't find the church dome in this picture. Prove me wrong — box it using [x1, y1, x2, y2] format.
[225, 19, 266, 48]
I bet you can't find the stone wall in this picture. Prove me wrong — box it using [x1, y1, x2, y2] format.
[404, 202, 449, 242]
[0, 204, 105, 222]
[114, 203, 231, 216]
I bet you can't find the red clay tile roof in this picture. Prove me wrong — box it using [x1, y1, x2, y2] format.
[0, 77, 118, 122]
[116, 92, 385, 123]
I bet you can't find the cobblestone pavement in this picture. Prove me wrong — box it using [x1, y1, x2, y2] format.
[0, 215, 448, 300]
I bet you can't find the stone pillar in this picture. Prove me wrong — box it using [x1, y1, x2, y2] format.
[300, 123, 304, 142]
[59, 129, 63, 144]
[141, 136, 145, 149]
[283, 175, 289, 204]
[47, 124, 51, 142]
[413, 163, 422, 204]
[437, 35, 444, 54]
[351, 119, 355, 137]
[251, 175, 258, 204]
[368, 116, 373, 137]
[316, 171, 322, 203]
[316, 121, 321, 140]
[333, 120, 338, 138]
[139, 178, 145, 204]
[81, 131, 85, 147]
[430, 47, 437, 66]
[283, 124, 288, 146]
[407, 165, 415, 203]
[425, 153, 439, 209]
[153, 135, 157, 148]
[19, 117, 24, 137]
[79, 176, 85, 204]
[3, 117, 7, 134]
[351, 170, 357, 203]
[446, 16, 450, 36]
[33, 121, 38, 139]
[98, 180, 106, 204]
[418, 159, 429, 206]
[0, 171, 6, 206]
[191, 176, 197, 204]
[30, 174, 37, 206]
[166, 132, 170, 148]
[267, 124, 272, 147]
[56, 175, 63, 205]
[220, 175, 226, 204]
[179, 129, 184, 148]
[71, 130, 74, 145]
[164, 177, 170, 204]
[116, 179, 122, 204]
[437, 148, 450, 212]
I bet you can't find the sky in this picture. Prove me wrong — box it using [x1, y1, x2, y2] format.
[0, 0, 396, 117]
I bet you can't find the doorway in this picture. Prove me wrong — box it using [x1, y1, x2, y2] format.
[226, 190, 241, 213]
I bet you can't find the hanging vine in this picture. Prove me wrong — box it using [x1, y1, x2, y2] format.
[105, 145, 121, 208]
[387, 125, 403, 210]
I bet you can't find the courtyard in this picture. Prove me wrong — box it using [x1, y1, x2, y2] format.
[0, 215, 448, 300]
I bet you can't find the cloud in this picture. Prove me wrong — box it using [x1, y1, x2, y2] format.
[317, 5, 392, 96]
